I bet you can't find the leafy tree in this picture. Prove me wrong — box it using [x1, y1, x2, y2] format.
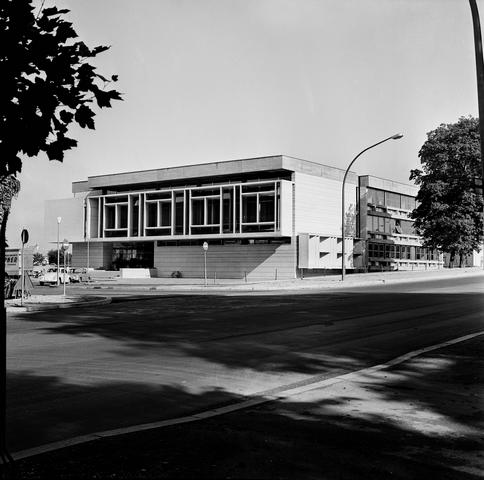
[0, 0, 121, 460]
[32, 252, 44, 266]
[47, 248, 71, 266]
[47, 248, 57, 265]
[410, 117, 484, 267]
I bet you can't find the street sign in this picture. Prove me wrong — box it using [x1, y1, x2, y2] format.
[20, 229, 29, 245]
[202, 242, 208, 251]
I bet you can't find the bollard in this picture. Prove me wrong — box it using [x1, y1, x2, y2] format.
[275, 268, 278, 280]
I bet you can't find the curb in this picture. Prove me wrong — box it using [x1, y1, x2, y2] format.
[11, 329, 484, 461]
[78, 269, 484, 293]
[6, 296, 112, 314]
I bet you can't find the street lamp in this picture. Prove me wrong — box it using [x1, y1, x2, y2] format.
[62, 239, 69, 296]
[56, 216, 62, 285]
[341, 133, 404, 281]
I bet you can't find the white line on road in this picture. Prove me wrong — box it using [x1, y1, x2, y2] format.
[12, 329, 484, 461]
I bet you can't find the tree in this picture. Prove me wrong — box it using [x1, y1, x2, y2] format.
[47, 248, 58, 265]
[1, 0, 121, 465]
[32, 252, 44, 266]
[47, 248, 71, 266]
[410, 117, 484, 267]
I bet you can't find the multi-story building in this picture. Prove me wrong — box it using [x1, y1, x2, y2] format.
[357, 175, 443, 271]
[45, 156, 359, 280]
[45, 156, 448, 279]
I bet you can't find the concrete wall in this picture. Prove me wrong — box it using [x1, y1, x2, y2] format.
[294, 172, 357, 237]
[154, 242, 297, 280]
[71, 242, 113, 269]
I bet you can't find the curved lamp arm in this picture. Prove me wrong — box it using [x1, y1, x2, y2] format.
[341, 133, 403, 281]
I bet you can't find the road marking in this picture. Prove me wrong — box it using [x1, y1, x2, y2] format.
[12, 329, 484, 461]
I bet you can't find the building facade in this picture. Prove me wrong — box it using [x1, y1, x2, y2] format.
[358, 175, 443, 271]
[45, 156, 448, 279]
[45, 156, 358, 280]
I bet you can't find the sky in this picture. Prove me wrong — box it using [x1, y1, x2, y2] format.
[7, 0, 484, 251]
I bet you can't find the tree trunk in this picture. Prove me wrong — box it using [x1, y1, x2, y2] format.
[0, 174, 19, 465]
[449, 250, 455, 268]
[459, 252, 465, 268]
[0, 209, 11, 460]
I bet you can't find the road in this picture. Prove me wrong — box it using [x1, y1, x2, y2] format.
[6, 275, 484, 453]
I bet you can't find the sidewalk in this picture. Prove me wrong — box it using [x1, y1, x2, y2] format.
[13, 333, 484, 479]
[5, 294, 111, 314]
[82, 266, 484, 292]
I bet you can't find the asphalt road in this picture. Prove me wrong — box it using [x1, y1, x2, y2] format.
[7, 275, 484, 453]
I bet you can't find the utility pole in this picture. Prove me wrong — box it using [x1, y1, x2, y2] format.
[469, 0, 484, 268]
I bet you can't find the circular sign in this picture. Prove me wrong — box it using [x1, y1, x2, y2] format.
[21, 229, 29, 245]
[202, 242, 208, 251]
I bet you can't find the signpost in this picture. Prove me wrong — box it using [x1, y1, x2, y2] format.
[20, 229, 29, 306]
[202, 242, 208, 287]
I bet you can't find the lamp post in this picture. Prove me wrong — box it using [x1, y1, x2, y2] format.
[202, 242, 208, 286]
[341, 133, 404, 281]
[62, 239, 69, 296]
[469, 0, 484, 270]
[56, 216, 62, 285]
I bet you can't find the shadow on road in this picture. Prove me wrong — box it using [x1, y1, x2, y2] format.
[7, 291, 484, 476]
[12, 335, 484, 479]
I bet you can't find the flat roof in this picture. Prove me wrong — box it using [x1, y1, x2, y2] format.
[359, 175, 418, 196]
[72, 155, 358, 193]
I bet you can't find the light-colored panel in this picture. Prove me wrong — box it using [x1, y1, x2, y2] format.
[294, 173, 357, 237]
[279, 180, 293, 236]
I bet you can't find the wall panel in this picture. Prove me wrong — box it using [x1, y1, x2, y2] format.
[154, 243, 296, 279]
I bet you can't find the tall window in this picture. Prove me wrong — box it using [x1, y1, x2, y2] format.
[147, 202, 157, 227]
[190, 188, 221, 233]
[159, 201, 171, 227]
[242, 195, 257, 223]
[240, 182, 277, 232]
[259, 194, 275, 222]
[191, 198, 204, 225]
[105, 205, 115, 229]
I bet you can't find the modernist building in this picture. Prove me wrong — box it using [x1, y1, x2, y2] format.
[44, 155, 445, 279]
[357, 175, 443, 270]
[45, 156, 358, 280]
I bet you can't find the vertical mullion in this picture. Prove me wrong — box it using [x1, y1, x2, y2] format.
[183, 190, 186, 236]
[239, 188, 242, 233]
[103, 202, 107, 236]
[256, 193, 260, 223]
[143, 194, 147, 236]
[188, 189, 192, 235]
[99, 198, 102, 238]
[127, 196, 131, 238]
[138, 194, 141, 237]
[274, 182, 277, 232]
[233, 185, 236, 234]
[204, 197, 208, 226]
[114, 204, 119, 230]
[86, 199, 91, 239]
[219, 187, 223, 234]
[171, 190, 175, 236]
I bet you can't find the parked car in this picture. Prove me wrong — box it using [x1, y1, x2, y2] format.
[38, 268, 70, 286]
[68, 268, 81, 283]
